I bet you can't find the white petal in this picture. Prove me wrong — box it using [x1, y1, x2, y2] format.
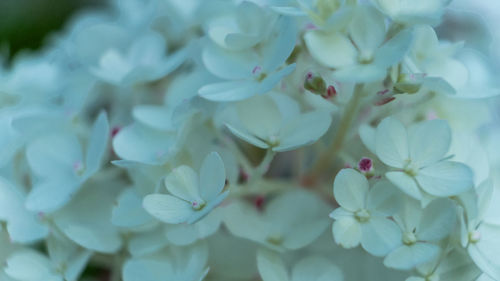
[123, 258, 173, 281]
[260, 16, 297, 71]
[275, 110, 331, 152]
[283, 219, 329, 250]
[53, 184, 122, 253]
[111, 188, 154, 228]
[132, 105, 174, 131]
[0, 177, 48, 243]
[199, 152, 226, 202]
[408, 119, 451, 168]
[333, 64, 387, 83]
[112, 123, 176, 165]
[164, 165, 201, 202]
[386, 171, 422, 200]
[236, 94, 282, 141]
[5, 250, 61, 281]
[333, 169, 368, 211]
[383, 243, 440, 270]
[26, 179, 80, 213]
[416, 161, 473, 196]
[84, 111, 109, 176]
[366, 180, 402, 215]
[198, 80, 260, 102]
[417, 199, 456, 241]
[375, 117, 409, 168]
[304, 30, 357, 68]
[225, 123, 270, 149]
[361, 217, 402, 257]
[257, 248, 289, 281]
[349, 6, 386, 55]
[143, 194, 194, 224]
[291, 256, 343, 281]
[127, 228, 168, 257]
[26, 134, 82, 179]
[332, 217, 362, 249]
[202, 43, 256, 80]
[468, 223, 500, 279]
[374, 28, 413, 68]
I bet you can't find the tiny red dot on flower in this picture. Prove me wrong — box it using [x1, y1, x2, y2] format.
[111, 126, 121, 138]
[358, 157, 373, 172]
[254, 195, 265, 210]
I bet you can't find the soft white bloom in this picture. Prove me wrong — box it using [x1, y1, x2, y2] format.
[122, 242, 209, 281]
[372, 117, 473, 202]
[224, 189, 330, 251]
[405, 248, 481, 281]
[199, 16, 297, 101]
[111, 187, 156, 229]
[25, 112, 109, 213]
[383, 198, 456, 270]
[4, 236, 91, 281]
[305, 5, 413, 82]
[221, 93, 331, 152]
[458, 180, 500, 280]
[0, 177, 48, 244]
[52, 180, 123, 253]
[257, 248, 343, 281]
[143, 152, 228, 224]
[372, 0, 451, 25]
[330, 169, 402, 256]
[75, 24, 186, 85]
[405, 25, 468, 93]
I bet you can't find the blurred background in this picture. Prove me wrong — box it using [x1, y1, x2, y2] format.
[0, 0, 104, 63]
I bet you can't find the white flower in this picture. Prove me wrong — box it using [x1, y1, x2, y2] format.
[257, 248, 343, 281]
[458, 180, 500, 280]
[221, 93, 331, 152]
[111, 187, 156, 229]
[122, 242, 209, 281]
[372, 0, 451, 25]
[330, 169, 402, 256]
[406, 248, 481, 281]
[372, 117, 473, 202]
[25, 112, 109, 213]
[204, 1, 275, 51]
[405, 25, 468, 94]
[383, 198, 456, 270]
[199, 16, 297, 101]
[223, 189, 330, 251]
[52, 180, 123, 253]
[75, 24, 186, 85]
[143, 152, 228, 224]
[164, 208, 223, 246]
[305, 5, 413, 83]
[0, 177, 48, 244]
[4, 236, 91, 281]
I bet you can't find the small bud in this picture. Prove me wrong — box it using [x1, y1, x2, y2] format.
[304, 72, 327, 95]
[322, 85, 337, 99]
[358, 157, 373, 173]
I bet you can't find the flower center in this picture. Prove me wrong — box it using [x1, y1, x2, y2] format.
[73, 161, 85, 176]
[358, 157, 373, 173]
[191, 200, 206, 211]
[355, 209, 371, 222]
[426, 273, 440, 281]
[358, 51, 374, 64]
[403, 160, 418, 177]
[266, 233, 284, 245]
[252, 66, 267, 82]
[469, 230, 481, 244]
[403, 231, 417, 245]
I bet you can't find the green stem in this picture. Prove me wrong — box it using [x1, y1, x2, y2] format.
[308, 84, 365, 178]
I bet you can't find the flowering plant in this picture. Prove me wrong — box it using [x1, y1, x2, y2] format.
[1, 0, 500, 280]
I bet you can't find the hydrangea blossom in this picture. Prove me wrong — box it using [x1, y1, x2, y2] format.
[143, 152, 228, 224]
[0, 0, 498, 280]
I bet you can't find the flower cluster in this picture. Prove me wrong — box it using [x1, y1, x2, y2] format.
[0, 0, 499, 280]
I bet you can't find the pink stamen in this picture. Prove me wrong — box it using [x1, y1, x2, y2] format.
[111, 126, 121, 138]
[239, 168, 249, 182]
[252, 66, 262, 75]
[377, 89, 390, 96]
[254, 195, 265, 211]
[375, 96, 396, 106]
[305, 23, 317, 30]
[306, 72, 313, 81]
[323, 85, 337, 99]
[358, 157, 373, 172]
